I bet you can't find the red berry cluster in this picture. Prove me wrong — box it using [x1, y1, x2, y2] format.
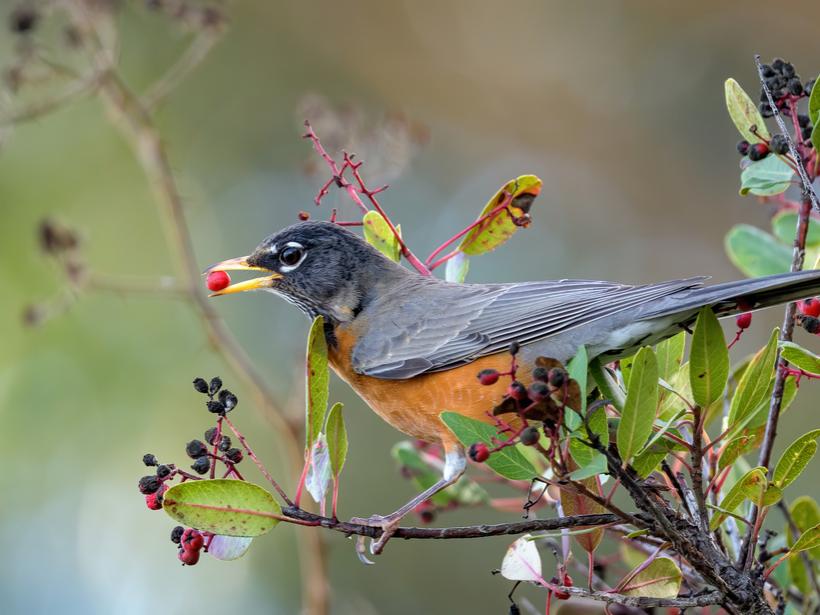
[172, 526, 205, 566]
[797, 297, 820, 334]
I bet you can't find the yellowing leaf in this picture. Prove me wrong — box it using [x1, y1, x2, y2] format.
[560, 462, 605, 554]
[459, 175, 542, 256]
[711, 466, 767, 530]
[773, 429, 820, 489]
[725, 78, 770, 144]
[163, 479, 281, 537]
[690, 307, 729, 407]
[362, 211, 400, 262]
[621, 557, 682, 599]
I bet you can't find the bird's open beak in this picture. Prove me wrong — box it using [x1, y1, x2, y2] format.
[204, 256, 282, 297]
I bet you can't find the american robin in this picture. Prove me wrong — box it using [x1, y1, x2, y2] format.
[207, 220, 820, 553]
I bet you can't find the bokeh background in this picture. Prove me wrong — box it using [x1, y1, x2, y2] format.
[2, 1, 819, 614]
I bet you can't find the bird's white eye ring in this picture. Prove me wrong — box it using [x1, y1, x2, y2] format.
[279, 242, 306, 272]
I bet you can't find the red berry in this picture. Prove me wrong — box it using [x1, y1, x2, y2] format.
[414, 501, 435, 524]
[206, 270, 231, 292]
[181, 528, 204, 552]
[468, 442, 490, 463]
[477, 369, 500, 385]
[178, 548, 200, 565]
[553, 588, 570, 600]
[507, 381, 528, 401]
[799, 297, 820, 317]
[145, 484, 166, 510]
[735, 312, 752, 330]
[563, 573, 573, 587]
[298, 211, 310, 221]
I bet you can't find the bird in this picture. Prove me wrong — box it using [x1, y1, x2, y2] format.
[206, 220, 820, 553]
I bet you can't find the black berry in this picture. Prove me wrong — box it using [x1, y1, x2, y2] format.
[802, 315, 820, 334]
[207, 400, 226, 414]
[209, 377, 222, 395]
[218, 436, 232, 452]
[508, 341, 520, 356]
[156, 464, 172, 479]
[760, 64, 775, 78]
[191, 456, 211, 474]
[142, 453, 158, 467]
[772, 58, 785, 72]
[748, 143, 769, 161]
[186, 439, 208, 459]
[218, 389, 238, 411]
[509, 604, 521, 615]
[805, 79, 815, 96]
[803, 126, 813, 141]
[170, 525, 185, 544]
[782, 62, 795, 78]
[548, 368, 567, 388]
[204, 427, 219, 445]
[528, 381, 550, 402]
[520, 426, 540, 446]
[532, 366, 549, 382]
[759, 102, 774, 118]
[193, 377, 208, 394]
[138, 475, 161, 495]
[770, 134, 789, 155]
[736, 140, 750, 155]
[788, 79, 803, 96]
[224, 448, 243, 464]
[798, 114, 810, 127]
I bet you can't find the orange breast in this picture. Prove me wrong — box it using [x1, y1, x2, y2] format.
[328, 325, 525, 449]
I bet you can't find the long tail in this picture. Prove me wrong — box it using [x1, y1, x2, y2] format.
[646, 269, 820, 321]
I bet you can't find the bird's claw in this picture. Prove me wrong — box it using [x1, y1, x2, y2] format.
[349, 514, 402, 556]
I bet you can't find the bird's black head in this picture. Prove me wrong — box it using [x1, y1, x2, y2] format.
[206, 221, 409, 323]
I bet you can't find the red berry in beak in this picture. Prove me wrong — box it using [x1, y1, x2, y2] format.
[735, 312, 752, 330]
[178, 548, 200, 565]
[206, 270, 231, 292]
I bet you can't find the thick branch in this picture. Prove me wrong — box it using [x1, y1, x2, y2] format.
[557, 587, 725, 609]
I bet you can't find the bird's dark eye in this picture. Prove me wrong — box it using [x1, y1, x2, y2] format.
[279, 245, 305, 267]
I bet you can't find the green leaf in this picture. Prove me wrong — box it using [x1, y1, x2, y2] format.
[325, 402, 348, 479]
[772, 211, 820, 247]
[809, 74, 820, 125]
[657, 362, 693, 421]
[789, 496, 820, 559]
[440, 411, 536, 480]
[459, 175, 542, 256]
[812, 122, 820, 154]
[589, 357, 626, 413]
[362, 211, 400, 262]
[739, 156, 794, 196]
[617, 347, 658, 463]
[689, 307, 729, 408]
[762, 483, 782, 506]
[444, 251, 469, 283]
[632, 436, 685, 478]
[565, 345, 589, 430]
[655, 332, 686, 380]
[790, 523, 820, 554]
[569, 403, 609, 474]
[780, 341, 820, 374]
[772, 429, 820, 489]
[163, 479, 281, 537]
[621, 556, 682, 599]
[725, 224, 792, 277]
[711, 466, 768, 530]
[305, 316, 329, 450]
[636, 408, 687, 458]
[725, 78, 770, 144]
[728, 328, 779, 427]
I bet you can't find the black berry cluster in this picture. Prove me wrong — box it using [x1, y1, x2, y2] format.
[757, 58, 815, 144]
[193, 376, 238, 414]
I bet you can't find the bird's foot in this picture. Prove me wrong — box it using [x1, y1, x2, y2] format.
[350, 513, 402, 558]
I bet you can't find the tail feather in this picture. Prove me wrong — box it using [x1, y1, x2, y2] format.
[646, 269, 820, 320]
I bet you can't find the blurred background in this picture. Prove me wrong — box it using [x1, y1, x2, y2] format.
[1, 1, 819, 613]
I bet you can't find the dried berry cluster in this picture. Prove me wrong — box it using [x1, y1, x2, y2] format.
[136, 376, 246, 565]
[736, 57, 815, 161]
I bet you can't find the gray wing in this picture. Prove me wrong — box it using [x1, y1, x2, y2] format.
[351, 277, 705, 380]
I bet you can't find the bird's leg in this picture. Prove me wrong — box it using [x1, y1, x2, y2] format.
[351, 444, 466, 556]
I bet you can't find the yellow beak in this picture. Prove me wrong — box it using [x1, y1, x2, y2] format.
[204, 256, 282, 297]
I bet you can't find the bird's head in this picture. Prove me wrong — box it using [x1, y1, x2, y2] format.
[205, 220, 408, 322]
